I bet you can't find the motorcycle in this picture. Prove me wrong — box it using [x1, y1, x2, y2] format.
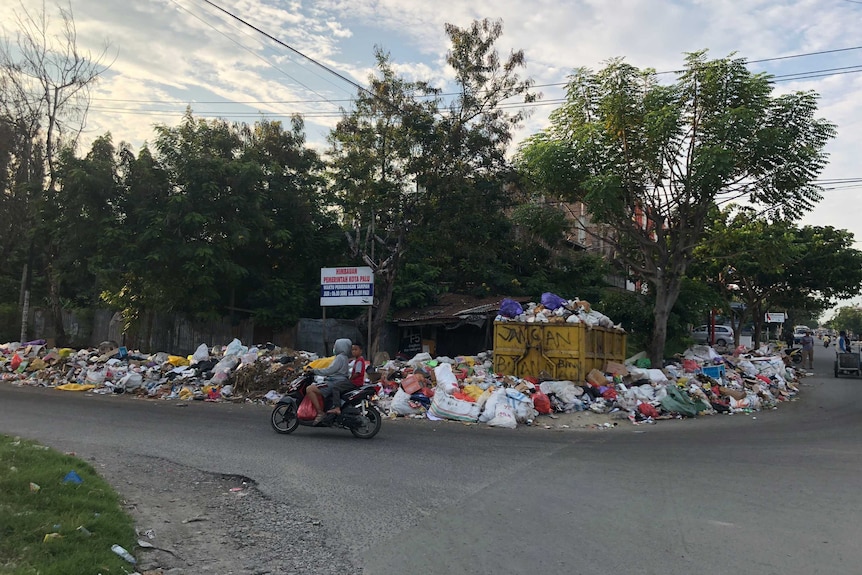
[785, 346, 803, 365]
[270, 372, 382, 439]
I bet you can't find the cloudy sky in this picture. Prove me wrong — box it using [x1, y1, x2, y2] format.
[3, 0, 862, 315]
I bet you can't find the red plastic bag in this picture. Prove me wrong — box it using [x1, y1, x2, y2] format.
[638, 403, 660, 418]
[9, 354, 21, 370]
[532, 391, 552, 414]
[297, 395, 317, 421]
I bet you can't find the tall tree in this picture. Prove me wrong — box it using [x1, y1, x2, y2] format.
[328, 49, 440, 354]
[328, 19, 536, 354]
[0, 0, 110, 342]
[516, 52, 835, 364]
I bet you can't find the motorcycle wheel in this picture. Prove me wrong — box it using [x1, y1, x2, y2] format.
[271, 404, 299, 434]
[350, 402, 382, 439]
[791, 353, 802, 365]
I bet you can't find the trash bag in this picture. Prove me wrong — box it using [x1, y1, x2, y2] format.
[660, 385, 699, 417]
[392, 387, 423, 416]
[487, 400, 517, 429]
[532, 391, 552, 414]
[499, 298, 523, 318]
[192, 343, 209, 363]
[297, 395, 317, 420]
[541, 292, 567, 311]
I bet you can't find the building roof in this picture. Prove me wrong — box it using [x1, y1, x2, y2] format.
[391, 294, 529, 327]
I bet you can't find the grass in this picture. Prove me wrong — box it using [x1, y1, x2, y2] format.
[0, 434, 137, 575]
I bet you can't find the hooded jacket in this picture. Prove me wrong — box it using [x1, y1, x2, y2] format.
[312, 338, 352, 383]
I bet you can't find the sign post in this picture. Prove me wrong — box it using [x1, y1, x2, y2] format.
[320, 266, 374, 353]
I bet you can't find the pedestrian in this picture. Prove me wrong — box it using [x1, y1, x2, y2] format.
[784, 328, 795, 350]
[838, 330, 850, 353]
[800, 330, 815, 370]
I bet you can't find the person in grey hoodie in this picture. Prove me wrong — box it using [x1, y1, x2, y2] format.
[306, 338, 353, 424]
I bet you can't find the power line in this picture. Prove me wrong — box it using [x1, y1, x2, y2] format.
[166, 0, 342, 113]
[196, 0, 371, 99]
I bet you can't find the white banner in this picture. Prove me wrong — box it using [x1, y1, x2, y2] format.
[764, 312, 786, 323]
[320, 266, 374, 306]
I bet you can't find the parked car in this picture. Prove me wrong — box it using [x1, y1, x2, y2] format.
[690, 324, 734, 346]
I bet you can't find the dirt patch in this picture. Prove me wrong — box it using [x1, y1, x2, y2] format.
[89, 453, 357, 575]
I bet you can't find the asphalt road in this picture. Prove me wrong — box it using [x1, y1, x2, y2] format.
[1, 347, 861, 575]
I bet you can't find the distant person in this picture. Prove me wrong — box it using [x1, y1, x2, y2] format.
[800, 330, 815, 370]
[784, 329, 795, 349]
[838, 330, 850, 353]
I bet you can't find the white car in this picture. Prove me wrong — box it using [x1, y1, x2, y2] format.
[690, 325, 734, 346]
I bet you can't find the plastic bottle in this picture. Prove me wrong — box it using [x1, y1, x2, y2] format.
[111, 544, 136, 564]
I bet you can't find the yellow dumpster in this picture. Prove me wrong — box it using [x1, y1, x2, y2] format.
[493, 322, 626, 381]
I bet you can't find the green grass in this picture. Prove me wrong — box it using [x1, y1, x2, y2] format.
[0, 434, 137, 575]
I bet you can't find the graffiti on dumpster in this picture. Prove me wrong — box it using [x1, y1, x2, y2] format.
[496, 325, 573, 349]
[495, 354, 582, 380]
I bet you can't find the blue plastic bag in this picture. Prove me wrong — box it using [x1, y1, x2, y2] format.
[541, 292, 567, 310]
[63, 470, 83, 484]
[499, 298, 523, 318]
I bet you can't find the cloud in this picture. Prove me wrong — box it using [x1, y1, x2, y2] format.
[5, 0, 861, 263]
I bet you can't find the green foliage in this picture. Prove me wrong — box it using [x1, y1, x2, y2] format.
[692, 205, 862, 342]
[0, 434, 137, 575]
[327, 20, 536, 352]
[94, 114, 339, 329]
[392, 263, 443, 309]
[828, 306, 862, 336]
[515, 50, 835, 363]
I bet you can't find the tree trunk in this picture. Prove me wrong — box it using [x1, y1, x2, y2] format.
[369, 266, 397, 357]
[649, 274, 684, 367]
[46, 262, 67, 346]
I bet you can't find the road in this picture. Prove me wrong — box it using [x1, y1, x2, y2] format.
[1, 347, 860, 575]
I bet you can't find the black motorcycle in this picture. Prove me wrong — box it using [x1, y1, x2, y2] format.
[270, 372, 382, 439]
[785, 346, 803, 365]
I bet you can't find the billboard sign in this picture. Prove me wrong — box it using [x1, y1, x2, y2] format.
[764, 312, 786, 323]
[320, 266, 374, 306]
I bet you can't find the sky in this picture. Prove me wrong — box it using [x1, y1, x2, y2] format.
[3, 0, 862, 318]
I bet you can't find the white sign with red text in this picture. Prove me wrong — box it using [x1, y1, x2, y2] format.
[320, 266, 374, 306]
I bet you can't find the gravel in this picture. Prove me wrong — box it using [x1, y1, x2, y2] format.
[90, 453, 360, 575]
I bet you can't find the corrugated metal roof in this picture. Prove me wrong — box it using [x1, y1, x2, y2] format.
[392, 294, 529, 326]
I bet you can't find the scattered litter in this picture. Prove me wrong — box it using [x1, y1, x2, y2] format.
[111, 543, 136, 564]
[62, 470, 83, 484]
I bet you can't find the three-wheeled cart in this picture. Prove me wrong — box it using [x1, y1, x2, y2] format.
[834, 351, 862, 377]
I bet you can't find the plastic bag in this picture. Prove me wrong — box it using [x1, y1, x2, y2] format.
[392, 387, 424, 415]
[192, 343, 209, 363]
[487, 400, 517, 429]
[532, 391, 551, 414]
[430, 389, 481, 422]
[499, 298, 523, 318]
[541, 292, 567, 311]
[224, 338, 246, 357]
[433, 363, 459, 395]
[85, 367, 106, 385]
[297, 395, 317, 420]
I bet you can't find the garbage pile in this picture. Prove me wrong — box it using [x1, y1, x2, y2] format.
[0, 333, 802, 430]
[372, 341, 801, 428]
[495, 293, 624, 330]
[0, 338, 314, 402]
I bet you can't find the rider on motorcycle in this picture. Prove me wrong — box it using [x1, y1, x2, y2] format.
[305, 338, 354, 425]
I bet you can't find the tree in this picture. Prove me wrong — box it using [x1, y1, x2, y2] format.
[828, 306, 862, 338]
[99, 112, 338, 333]
[516, 51, 835, 364]
[692, 206, 862, 344]
[0, 0, 110, 342]
[328, 19, 536, 355]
